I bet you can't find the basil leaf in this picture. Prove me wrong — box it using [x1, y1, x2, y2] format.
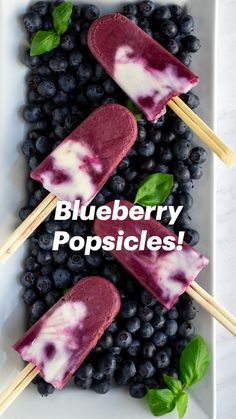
[163, 374, 182, 395]
[126, 99, 143, 121]
[176, 392, 188, 419]
[146, 389, 176, 416]
[30, 30, 60, 56]
[52, 1, 73, 35]
[180, 336, 211, 389]
[134, 173, 174, 206]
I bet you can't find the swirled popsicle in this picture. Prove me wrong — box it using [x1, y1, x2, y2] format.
[31, 104, 138, 204]
[94, 200, 209, 309]
[88, 13, 199, 122]
[13, 276, 121, 389]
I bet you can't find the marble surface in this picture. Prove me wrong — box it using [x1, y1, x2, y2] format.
[216, 0, 236, 418]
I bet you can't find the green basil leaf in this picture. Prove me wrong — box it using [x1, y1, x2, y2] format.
[134, 173, 174, 206]
[30, 30, 60, 56]
[176, 392, 188, 419]
[163, 374, 182, 395]
[146, 388, 176, 416]
[180, 336, 211, 389]
[52, 1, 73, 35]
[126, 99, 143, 121]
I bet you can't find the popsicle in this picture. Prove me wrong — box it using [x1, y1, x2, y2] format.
[13, 276, 121, 390]
[88, 14, 236, 166]
[0, 104, 137, 262]
[94, 201, 236, 334]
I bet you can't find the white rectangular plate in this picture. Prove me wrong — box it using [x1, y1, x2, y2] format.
[0, 0, 216, 418]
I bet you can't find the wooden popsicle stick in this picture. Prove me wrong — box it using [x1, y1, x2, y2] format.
[0, 363, 38, 414]
[0, 194, 58, 263]
[187, 285, 236, 336]
[168, 97, 236, 167]
[191, 282, 236, 326]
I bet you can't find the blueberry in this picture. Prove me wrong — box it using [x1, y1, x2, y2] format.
[140, 322, 154, 339]
[138, 307, 154, 322]
[31, 1, 48, 16]
[20, 271, 36, 288]
[149, 129, 162, 144]
[60, 34, 75, 51]
[179, 301, 197, 320]
[177, 192, 193, 210]
[67, 255, 84, 273]
[140, 158, 155, 172]
[138, 17, 149, 28]
[115, 330, 132, 348]
[178, 51, 192, 67]
[23, 105, 42, 122]
[164, 319, 178, 336]
[77, 62, 93, 84]
[102, 264, 121, 284]
[82, 4, 100, 21]
[138, 360, 155, 378]
[179, 15, 194, 34]
[183, 35, 201, 52]
[179, 321, 195, 338]
[107, 320, 119, 334]
[74, 377, 93, 389]
[167, 307, 179, 320]
[158, 146, 173, 163]
[85, 251, 103, 268]
[44, 290, 61, 307]
[54, 125, 68, 140]
[190, 147, 207, 164]
[125, 14, 138, 24]
[46, 220, 62, 234]
[99, 332, 113, 350]
[160, 20, 178, 38]
[23, 11, 42, 33]
[178, 179, 193, 192]
[118, 157, 130, 171]
[184, 228, 199, 246]
[129, 383, 147, 398]
[153, 350, 170, 369]
[175, 211, 192, 229]
[58, 74, 76, 93]
[180, 92, 200, 109]
[119, 301, 137, 319]
[76, 362, 94, 380]
[86, 84, 104, 101]
[37, 80, 56, 98]
[175, 338, 189, 354]
[49, 56, 68, 72]
[72, 4, 81, 19]
[172, 140, 191, 160]
[170, 5, 183, 19]
[141, 290, 156, 307]
[41, 264, 53, 275]
[155, 303, 167, 316]
[137, 125, 147, 142]
[37, 250, 53, 266]
[161, 130, 176, 144]
[189, 164, 203, 180]
[151, 314, 166, 330]
[123, 4, 138, 16]
[121, 359, 136, 378]
[99, 354, 117, 376]
[164, 39, 180, 55]
[127, 339, 141, 357]
[38, 232, 53, 250]
[182, 129, 194, 141]
[69, 50, 83, 67]
[79, 30, 88, 48]
[139, 1, 155, 17]
[152, 331, 168, 347]
[30, 300, 46, 319]
[155, 163, 170, 174]
[173, 161, 190, 181]
[137, 141, 155, 157]
[154, 6, 171, 20]
[53, 268, 71, 289]
[28, 156, 39, 170]
[114, 370, 129, 386]
[38, 381, 54, 396]
[36, 276, 53, 294]
[22, 289, 38, 305]
[107, 175, 126, 193]
[125, 317, 141, 334]
[53, 90, 69, 105]
[142, 342, 156, 359]
[21, 140, 36, 157]
[23, 50, 40, 69]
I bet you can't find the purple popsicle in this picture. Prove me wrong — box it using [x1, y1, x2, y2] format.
[13, 277, 121, 389]
[94, 201, 209, 309]
[88, 13, 199, 122]
[31, 104, 138, 204]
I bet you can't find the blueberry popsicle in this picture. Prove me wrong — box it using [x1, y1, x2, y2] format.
[13, 276, 121, 389]
[31, 103, 138, 204]
[94, 200, 209, 310]
[88, 13, 198, 122]
[0, 104, 137, 262]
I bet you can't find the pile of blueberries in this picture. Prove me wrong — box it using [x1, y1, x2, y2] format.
[20, 1, 206, 398]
